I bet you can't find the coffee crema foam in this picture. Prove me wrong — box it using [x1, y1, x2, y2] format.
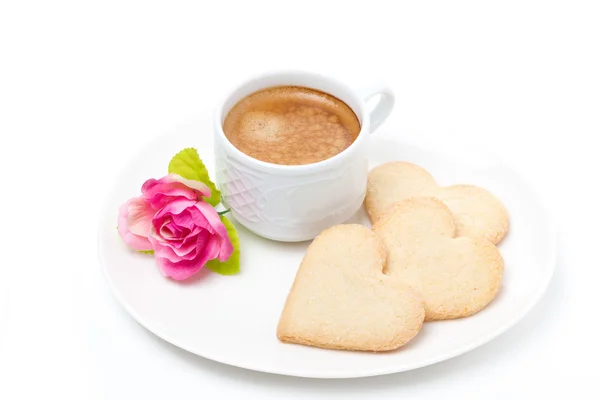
[223, 86, 360, 165]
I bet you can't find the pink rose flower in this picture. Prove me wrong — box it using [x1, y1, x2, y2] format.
[118, 174, 234, 280]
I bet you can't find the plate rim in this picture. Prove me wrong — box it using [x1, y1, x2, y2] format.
[97, 126, 557, 379]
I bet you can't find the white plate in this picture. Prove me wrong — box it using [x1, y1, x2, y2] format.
[98, 118, 556, 379]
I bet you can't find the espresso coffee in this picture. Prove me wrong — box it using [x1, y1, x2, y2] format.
[223, 86, 360, 165]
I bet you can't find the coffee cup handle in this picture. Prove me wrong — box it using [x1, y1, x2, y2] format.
[357, 84, 395, 133]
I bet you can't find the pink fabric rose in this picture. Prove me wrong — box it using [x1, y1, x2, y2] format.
[118, 174, 234, 280]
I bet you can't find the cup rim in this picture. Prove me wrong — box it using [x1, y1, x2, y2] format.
[213, 70, 369, 174]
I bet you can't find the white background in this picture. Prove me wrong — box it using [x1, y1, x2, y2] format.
[1, 0, 599, 398]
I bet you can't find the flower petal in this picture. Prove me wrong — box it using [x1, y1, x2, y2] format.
[169, 228, 198, 248]
[141, 174, 211, 209]
[197, 231, 221, 261]
[159, 223, 175, 239]
[169, 174, 211, 198]
[164, 221, 189, 240]
[155, 238, 217, 281]
[150, 230, 205, 260]
[194, 202, 234, 261]
[149, 220, 196, 251]
[126, 197, 156, 237]
[172, 207, 213, 232]
[153, 198, 197, 221]
[117, 197, 153, 251]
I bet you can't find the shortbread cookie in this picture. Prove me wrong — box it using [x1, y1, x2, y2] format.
[277, 224, 425, 352]
[373, 198, 504, 321]
[366, 162, 509, 244]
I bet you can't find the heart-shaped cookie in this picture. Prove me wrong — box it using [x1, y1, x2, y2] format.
[373, 197, 504, 321]
[277, 224, 425, 351]
[366, 162, 509, 244]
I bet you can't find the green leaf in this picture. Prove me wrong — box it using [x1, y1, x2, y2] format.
[205, 216, 240, 275]
[168, 148, 221, 206]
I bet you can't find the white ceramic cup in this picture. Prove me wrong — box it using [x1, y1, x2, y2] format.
[213, 71, 394, 242]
